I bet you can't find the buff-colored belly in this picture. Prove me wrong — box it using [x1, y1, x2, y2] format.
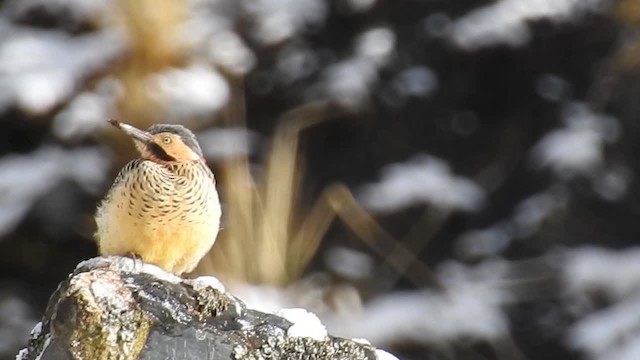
[96, 188, 221, 274]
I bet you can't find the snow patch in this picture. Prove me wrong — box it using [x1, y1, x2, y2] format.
[531, 103, 619, 178]
[186, 276, 226, 293]
[277, 308, 328, 340]
[207, 31, 256, 75]
[242, 0, 328, 45]
[146, 64, 229, 124]
[375, 349, 400, 360]
[0, 146, 108, 237]
[359, 155, 485, 212]
[564, 247, 640, 301]
[77, 257, 183, 284]
[30, 322, 42, 337]
[568, 295, 640, 360]
[450, 0, 608, 49]
[326, 260, 510, 345]
[198, 128, 260, 160]
[0, 29, 124, 114]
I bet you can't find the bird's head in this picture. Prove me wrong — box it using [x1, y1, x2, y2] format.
[109, 120, 204, 163]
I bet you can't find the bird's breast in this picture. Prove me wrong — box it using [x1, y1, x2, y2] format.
[123, 161, 219, 221]
[95, 160, 221, 258]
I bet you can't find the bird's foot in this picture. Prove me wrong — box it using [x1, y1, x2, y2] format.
[125, 252, 143, 272]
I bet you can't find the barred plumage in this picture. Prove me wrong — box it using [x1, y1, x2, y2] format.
[95, 121, 221, 274]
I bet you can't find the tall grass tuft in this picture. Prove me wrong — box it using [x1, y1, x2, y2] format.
[114, 0, 186, 127]
[196, 101, 337, 286]
[195, 92, 441, 288]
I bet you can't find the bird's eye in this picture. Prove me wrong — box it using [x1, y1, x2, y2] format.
[162, 137, 172, 144]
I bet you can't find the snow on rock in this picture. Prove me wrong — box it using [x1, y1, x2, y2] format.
[76, 257, 183, 285]
[320, 27, 396, 109]
[375, 349, 400, 360]
[531, 102, 619, 178]
[358, 155, 486, 212]
[450, 0, 608, 49]
[322, 58, 379, 110]
[181, 0, 235, 50]
[146, 64, 230, 124]
[206, 31, 256, 75]
[185, 276, 226, 293]
[241, 0, 328, 46]
[355, 27, 395, 66]
[0, 146, 109, 237]
[197, 127, 260, 160]
[568, 295, 640, 360]
[277, 308, 328, 340]
[324, 246, 374, 280]
[233, 284, 295, 314]
[564, 246, 640, 301]
[326, 260, 510, 345]
[0, 29, 125, 115]
[564, 247, 640, 359]
[53, 78, 122, 142]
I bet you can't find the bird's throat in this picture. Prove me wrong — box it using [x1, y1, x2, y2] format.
[146, 143, 176, 162]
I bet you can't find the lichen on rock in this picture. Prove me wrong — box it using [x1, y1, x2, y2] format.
[16, 256, 389, 360]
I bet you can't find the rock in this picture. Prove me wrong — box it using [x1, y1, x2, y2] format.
[16, 256, 389, 360]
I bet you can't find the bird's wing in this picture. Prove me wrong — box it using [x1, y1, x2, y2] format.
[108, 159, 145, 192]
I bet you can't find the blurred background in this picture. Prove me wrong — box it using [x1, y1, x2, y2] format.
[1, 0, 639, 359]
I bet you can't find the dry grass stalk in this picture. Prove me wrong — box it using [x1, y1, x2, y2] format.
[197, 97, 441, 288]
[197, 102, 336, 286]
[114, 0, 187, 127]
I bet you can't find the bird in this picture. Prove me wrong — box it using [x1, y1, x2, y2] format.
[95, 120, 221, 275]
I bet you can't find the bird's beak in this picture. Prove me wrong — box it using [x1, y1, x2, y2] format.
[109, 119, 154, 144]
